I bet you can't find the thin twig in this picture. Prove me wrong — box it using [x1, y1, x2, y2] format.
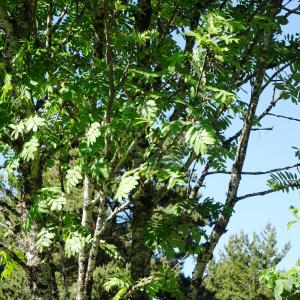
[189, 162, 210, 199]
[224, 95, 282, 146]
[283, 5, 300, 17]
[207, 162, 300, 176]
[260, 62, 292, 92]
[267, 113, 300, 122]
[251, 127, 273, 131]
[50, 6, 69, 34]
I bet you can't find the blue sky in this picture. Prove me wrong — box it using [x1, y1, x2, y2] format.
[184, 5, 300, 275]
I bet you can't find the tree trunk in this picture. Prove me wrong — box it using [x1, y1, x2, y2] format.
[25, 226, 57, 300]
[130, 197, 154, 300]
[77, 175, 93, 300]
[19, 153, 56, 299]
[84, 195, 107, 300]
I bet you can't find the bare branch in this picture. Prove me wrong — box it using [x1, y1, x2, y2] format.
[123, 276, 154, 299]
[267, 113, 300, 122]
[207, 162, 300, 176]
[260, 62, 292, 92]
[236, 188, 276, 201]
[189, 162, 210, 199]
[50, 6, 69, 34]
[102, 200, 131, 226]
[224, 94, 282, 146]
[283, 5, 300, 16]
[0, 186, 19, 203]
[251, 127, 273, 131]
[45, 1, 53, 48]
[257, 94, 282, 121]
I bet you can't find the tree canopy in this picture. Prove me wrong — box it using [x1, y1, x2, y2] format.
[0, 0, 300, 299]
[204, 224, 290, 300]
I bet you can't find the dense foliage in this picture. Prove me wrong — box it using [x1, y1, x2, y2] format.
[204, 224, 290, 300]
[0, 0, 300, 299]
[261, 207, 300, 300]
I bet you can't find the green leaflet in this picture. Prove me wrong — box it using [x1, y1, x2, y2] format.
[114, 172, 140, 201]
[185, 125, 215, 155]
[0, 251, 18, 279]
[140, 99, 158, 121]
[9, 116, 45, 140]
[0, 74, 12, 102]
[25, 115, 45, 132]
[86, 121, 101, 146]
[267, 171, 300, 193]
[20, 136, 39, 161]
[99, 240, 124, 263]
[103, 268, 131, 292]
[65, 166, 83, 193]
[64, 231, 91, 257]
[48, 194, 66, 211]
[9, 122, 25, 140]
[36, 227, 56, 251]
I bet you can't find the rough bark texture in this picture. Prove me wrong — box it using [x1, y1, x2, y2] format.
[128, 2, 154, 299]
[20, 161, 57, 300]
[91, 0, 106, 59]
[77, 175, 93, 300]
[84, 196, 107, 300]
[0, 2, 56, 298]
[130, 196, 154, 300]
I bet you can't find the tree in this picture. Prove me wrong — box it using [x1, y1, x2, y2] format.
[260, 207, 300, 300]
[203, 224, 290, 300]
[0, 0, 300, 299]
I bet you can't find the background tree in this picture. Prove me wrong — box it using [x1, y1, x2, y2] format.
[0, 0, 300, 299]
[203, 224, 290, 300]
[261, 207, 300, 300]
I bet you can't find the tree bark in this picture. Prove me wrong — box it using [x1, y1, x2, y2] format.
[83, 195, 107, 300]
[126, 2, 154, 299]
[130, 196, 154, 300]
[77, 175, 94, 300]
[0, 2, 57, 298]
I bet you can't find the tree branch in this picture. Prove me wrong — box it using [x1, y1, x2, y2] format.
[101, 200, 131, 227]
[282, 5, 300, 16]
[236, 188, 277, 201]
[0, 242, 28, 270]
[251, 127, 273, 131]
[189, 162, 210, 199]
[260, 62, 292, 92]
[207, 162, 300, 176]
[0, 198, 19, 216]
[104, 1, 115, 124]
[50, 5, 69, 35]
[224, 94, 282, 146]
[267, 113, 300, 122]
[0, 186, 19, 203]
[188, 2, 283, 297]
[236, 180, 300, 201]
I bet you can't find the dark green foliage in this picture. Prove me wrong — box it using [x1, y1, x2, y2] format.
[203, 224, 290, 300]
